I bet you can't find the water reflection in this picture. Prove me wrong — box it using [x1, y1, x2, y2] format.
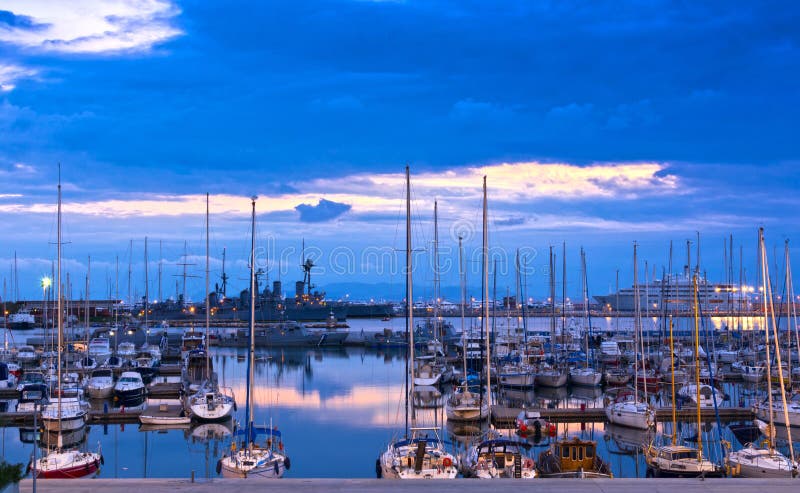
[0, 337, 798, 478]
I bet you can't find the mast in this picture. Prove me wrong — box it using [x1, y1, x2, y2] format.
[85, 256, 90, 345]
[205, 193, 211, 380]
[158, 240, 163, 304]
[692, 272, 702, 461]
[615, 269, 619, 332]
[115, 256, 119, 350]
[128, 240, 133, 308]
[581, 248, 589, 367]
[669, 316, 677, 445]
[482, 176, 491, 414]
[562, 242, 566, 335]
[144, 237, 149, 344]
[768, 252, 795, 461]
[13, 251, 18, 303]
[56, 165, 63, 439]
[433, 200, 440, 322]
[633, 242, 640, 403]
[246, 197, 257, 445]
[459, 236, 467, 392]
[405, 166, 415, 427]
[550, 247, 556, 356]
[758, 228, 773, 451]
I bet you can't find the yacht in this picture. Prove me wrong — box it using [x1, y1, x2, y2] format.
[85, 369, 115, 399]
[114, 371, 146, 406]
[87, 337, 112, 364]
[645, 445, 723, 477]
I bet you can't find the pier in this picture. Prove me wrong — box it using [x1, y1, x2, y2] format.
[490, 405, 754, 427]
[18, 478, 800, 493]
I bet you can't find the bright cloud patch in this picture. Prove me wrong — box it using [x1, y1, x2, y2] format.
[0, 0, 183, 54]
[0, 161, 681, 219]
[0, 63, 37, 91]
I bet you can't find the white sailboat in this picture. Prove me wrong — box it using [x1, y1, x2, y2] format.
[569, 248, 602, 387]
[606, 243, 654, 430]
[191, 194, 235, 422]
[379, 167, 458, 480]
[31, 168, 101, 479]
[217, 197, 288, 479]
[728, 230, 797, 478]
[645, 273, 722, 477]
[446, 231, 489, 422]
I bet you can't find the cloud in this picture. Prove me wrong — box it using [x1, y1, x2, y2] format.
[0, 0, 183, 54]
[0, 63, 38, 91]
[0, 160, 682, 222]
[295, 198, 352, 222]
[495, 216, 527, 227]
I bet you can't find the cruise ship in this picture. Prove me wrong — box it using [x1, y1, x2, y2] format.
[594, 268, 753, 313]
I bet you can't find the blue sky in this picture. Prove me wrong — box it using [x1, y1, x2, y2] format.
[0, 0, 798, 302]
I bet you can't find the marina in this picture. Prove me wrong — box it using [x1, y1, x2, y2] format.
[1, 1, 798, 488]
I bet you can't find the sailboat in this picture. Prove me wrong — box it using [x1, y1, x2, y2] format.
[379, 167, 458, 480]
[605, 243, 654, 430]
[644, 275, 722, 477]
[445, 235, 489, 422]
[569, 248, 602, 387]
[217, 197, 288, 478]
[728, 229, 797, 478]
[191, 194, 236, 422]
[31, 168, 102, 479]
[536, 247, 567, 388]
[459, 178, 536, 480]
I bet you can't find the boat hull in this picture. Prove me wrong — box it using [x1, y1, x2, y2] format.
[41, 414, 86, 433]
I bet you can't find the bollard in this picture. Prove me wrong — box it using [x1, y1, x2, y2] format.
[191, 470, 195, 483]
[103, 402, 108, 414]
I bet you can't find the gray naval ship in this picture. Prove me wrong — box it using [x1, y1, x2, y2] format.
[230, 254, 392, 322]
[155, 250, 393, 323]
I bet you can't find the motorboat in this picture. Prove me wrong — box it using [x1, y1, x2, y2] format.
[644, 444, 723, 477]
[114, 371, 146, 406]
[139, 398, 191, 426]
[461, 438, 535, 478]
[87, 337, 112, 364]
[85, 369, 115, 399]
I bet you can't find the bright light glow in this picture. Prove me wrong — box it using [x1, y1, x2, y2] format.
[40, 276, 52, 289]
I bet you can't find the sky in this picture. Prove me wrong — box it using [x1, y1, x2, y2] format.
[0, 0, 799, 303]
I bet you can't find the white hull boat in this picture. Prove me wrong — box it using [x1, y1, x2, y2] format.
[568, 368, 602, 387]
[727, 445, 798, 478]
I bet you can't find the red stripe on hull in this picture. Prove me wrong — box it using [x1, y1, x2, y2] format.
[35, 460, 99, 479]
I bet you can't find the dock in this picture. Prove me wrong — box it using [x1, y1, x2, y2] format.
[490, 405, 754, 427]
[18, 478, 800, 493]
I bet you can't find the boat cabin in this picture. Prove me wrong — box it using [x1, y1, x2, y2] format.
[553, 438, 597, 472]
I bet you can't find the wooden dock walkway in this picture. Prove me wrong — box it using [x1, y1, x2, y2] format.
[490, 405, 754, 426]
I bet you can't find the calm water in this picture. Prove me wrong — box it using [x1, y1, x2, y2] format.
[1, 316, 798, 478]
